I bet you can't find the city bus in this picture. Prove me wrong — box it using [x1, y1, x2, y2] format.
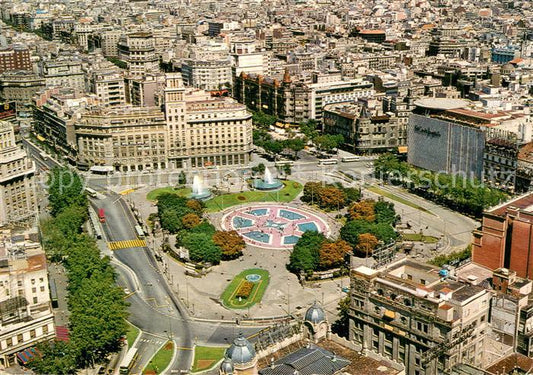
[85, 187, 98, 198]
[341, 156, 360, 162]
[134, 225, 145, 238]
[318, 159, 338, 165]
[119, 347, 138, 375]
[274, 160, 294, 167]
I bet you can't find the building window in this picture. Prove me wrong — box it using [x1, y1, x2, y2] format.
[30, 330, 36, 339]
[6, 338, 12, 347]
[17, 334, 23, 343]
[43, 325, 48, 334]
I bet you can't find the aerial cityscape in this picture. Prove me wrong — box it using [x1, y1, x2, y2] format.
[0, 0, 531, 374]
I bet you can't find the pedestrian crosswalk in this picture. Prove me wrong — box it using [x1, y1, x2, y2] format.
[108, 238, 146, 250]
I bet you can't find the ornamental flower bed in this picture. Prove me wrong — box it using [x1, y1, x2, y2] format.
[235, 281, 254, 299]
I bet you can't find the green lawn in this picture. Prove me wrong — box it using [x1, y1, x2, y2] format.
[143, 341, 174, 374]
[365, 185, 435, 216]
[205, 180, 302, 212]
[192, 346, 227, 373]
[221, 269, 270, 309]
[126, 322, 140, 348]
[402, 233, 440, 243]
[147, 187, 191, 202]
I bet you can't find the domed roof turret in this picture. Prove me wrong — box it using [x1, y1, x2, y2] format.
[226, 334, 256, 364]
[305, 302, 326, 324]
[220, 358, 234, 374]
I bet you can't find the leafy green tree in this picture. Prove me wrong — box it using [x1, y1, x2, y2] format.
[299, 119, 319, 140]
[314, 134, 343, 153]
[371, 222, 398, 244]
[160, 209, 183, 233]
[178, 171, 187, 185]
[283, 138, 305, 159]
[374, 200, 398, 225]
[288, 231, 325, 273]
[301, 182, 323, 204]
[344, 187, 361, 204]
[183, 233, 222, 264]
[331, 296, 350, 338]
[27, 341, 78, 374]
[47, 168, 87, 216]
[340, 219, 374, 247]
[282, 163, 292, 176]
[262, 140, 284, 155]
[252, 111, 277, 128]
[252, 163, 266, 175]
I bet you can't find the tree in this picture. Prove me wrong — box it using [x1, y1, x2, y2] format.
[288, 231, 325, 273]
[372, 222, 398, 243]
[283, 138, 305, 159]
[317, 187, 347, 211]
[213, 231, 245, 259]
[319, 240, 352, 269]
[181, 213, 201, 229]
[27, 341, 78, 375]
[183, 233, 222, 264]
[252, 111, 277, 128]
[160, 209, 183, 233]
[282, 163, 292, 176]
[262, 140, 284, 155]
[47, 168, 87, 217]
[178, 171, 187, 185]
[374, 200, 398, 225]
[314, 134, 343, 153]
[344, 187, 361, 204]
[348, 200, 376, 221]
[186, 199, 204, 214]
[331, 296, 350, 338]
[299, 119, 319, 140]
[340, 219, 374, 247]
[301, 182, 323, 204]
[252, 163, 266, 175]
[355, 233, 379, 258]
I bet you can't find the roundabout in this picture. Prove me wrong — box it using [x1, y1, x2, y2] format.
[221, 204, 330, 250]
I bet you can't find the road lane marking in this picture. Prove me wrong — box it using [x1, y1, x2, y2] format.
[108, 238, 146, 250]
[176, 347, 193, 351]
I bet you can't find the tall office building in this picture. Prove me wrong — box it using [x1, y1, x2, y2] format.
[0, 121, 37, 227]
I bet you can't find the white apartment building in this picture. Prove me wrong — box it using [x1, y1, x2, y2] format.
[0, 121, 37, 226]
[41, 59, 85, 92]
[89, 70, 126, 107]
[0, 229, 54, 368]
[164, 73, 253, 169]
[100, 30, 122, 57]
[118, 32, 160, 77]
[181, 59, 232, 91]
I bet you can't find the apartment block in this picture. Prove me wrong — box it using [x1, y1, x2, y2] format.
[89, 70, 126, 107]
[0, 45, 31, 74]
[0, 229, 55, 368]
[164, 73, 252, 169]
[0, 71, 45, 110]
[41, 60, 85, 92]
[0, 121, 37, 226]
[75, 106, 167, 172]
[349, 260, 491, 375]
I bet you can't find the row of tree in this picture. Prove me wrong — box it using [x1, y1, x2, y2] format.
[301, 182, 361, 211]
[253, 129, 305, 159]
[374, 153, 507, 217]
[340, 199, 399, 257]
[299, 120, 344, 153]
[288, 232, 353, 274]
[157, 193, 246, 264]
[29, 168, 128, 374]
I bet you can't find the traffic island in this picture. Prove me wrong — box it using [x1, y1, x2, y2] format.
[221, 269, 270, 309]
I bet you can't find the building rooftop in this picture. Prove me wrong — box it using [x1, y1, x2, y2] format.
[413, 98, 467, 110]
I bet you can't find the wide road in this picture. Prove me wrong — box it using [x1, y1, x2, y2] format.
[92, 190, 263, 373]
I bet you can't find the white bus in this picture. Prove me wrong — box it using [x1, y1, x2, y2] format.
[134, 225, 145, 238]
[318, 159, 338, 165]
[85, 187, 98, 198]
[341, 156, 360, 162]
[119, 347, 138, 375]
[274, 160, 294, 167]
